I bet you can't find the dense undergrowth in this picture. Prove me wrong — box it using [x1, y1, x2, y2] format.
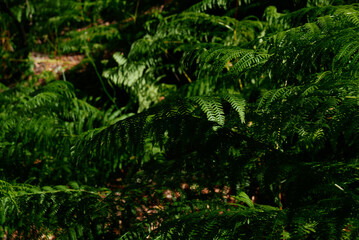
[1, 0, 359, 239]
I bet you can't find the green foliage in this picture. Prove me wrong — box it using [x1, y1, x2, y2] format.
[1, 0, 359, 239]
[0, 180, 117, 239]
[0, 80, 112, 184]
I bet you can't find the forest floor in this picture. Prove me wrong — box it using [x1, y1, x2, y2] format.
[30, 52, 84, 78]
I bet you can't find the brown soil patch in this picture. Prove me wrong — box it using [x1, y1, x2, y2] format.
[30, 52, 84, 77]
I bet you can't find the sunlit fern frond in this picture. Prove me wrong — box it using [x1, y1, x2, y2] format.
[103, 52, 163, 112]
[184, 43, 269, 76]
[256, 4, 359, 87]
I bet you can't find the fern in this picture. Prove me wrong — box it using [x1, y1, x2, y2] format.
[186, 0, 228, 12]
[193, 96, 225, 126]
[76, 3, 359, 238]
[0, 180, 117, 239]
[2, 1, 359, 239]
[72, 94, 247, 168]
[223, 94, 246, 123]
[0, 80, 112, 185]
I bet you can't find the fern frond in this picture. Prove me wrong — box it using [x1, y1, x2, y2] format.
[186, 0, 228, 12]
[103, 52, 161, 112]
[193, 96, 225, 126]
[71, 93, 248, 181]
[223, 94, 246, 123]
[0, 180, 116, 239]
[154, 202, 283, 240]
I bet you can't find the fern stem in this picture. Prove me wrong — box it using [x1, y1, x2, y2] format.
[183, 70, 192, 83]
[86, 51, 119, 110]
[234, 0, 239, 41]
[134, 0, 140, 23]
